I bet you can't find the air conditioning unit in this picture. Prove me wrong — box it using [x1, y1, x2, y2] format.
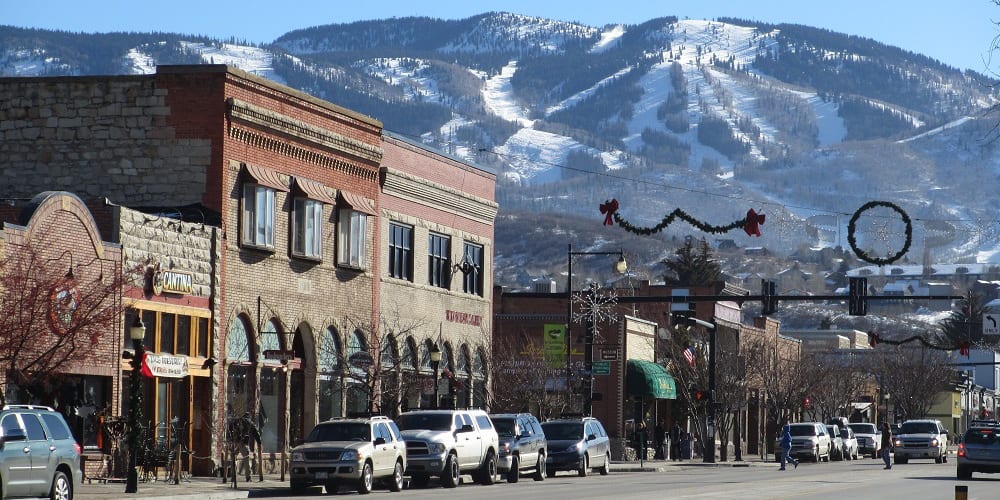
[534, 280, 557, 293]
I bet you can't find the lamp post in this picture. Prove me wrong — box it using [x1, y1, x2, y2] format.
[125, 314, 146, 494]
[566, 244, 627, 414]
[429, 343, 442, 409]
[676, 315, 717, 464]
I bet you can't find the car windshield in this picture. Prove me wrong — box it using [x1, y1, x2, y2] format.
[788, 425, 816, 437]
[307, 422, 370, 442]
[541, 422, 583, 440]
[900, 422, 939, 434]
[849, 423, 876, 434]
[396, 413, 453, 431]
[492, 418, 516, 438]
[964, 428, 1000, 445]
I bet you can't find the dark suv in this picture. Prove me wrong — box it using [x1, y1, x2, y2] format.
[490, 413, 546, 482]
[541, 417, 610, 477]
[957, 423, 1000, 479]
[0, 405, 81, 500]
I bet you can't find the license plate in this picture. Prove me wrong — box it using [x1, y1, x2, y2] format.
[315, 471, 328, 480]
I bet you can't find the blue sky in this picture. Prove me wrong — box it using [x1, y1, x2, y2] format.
[6, 0, 999, 73]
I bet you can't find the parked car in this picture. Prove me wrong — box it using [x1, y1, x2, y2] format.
[957, 422, 1000, 479]
[289, 415, 406, 494]
[826, 425, 845, 461]
[0, 404, 82, 500]
[848, 422, 881, 459]
[490, 413, 547, 482]
[839, 426, 859, 460]
[396, 409, 499, 488]
[777, 423, 832, 463]
[893, 419, 949, 464]
[541, 417, 611, 477]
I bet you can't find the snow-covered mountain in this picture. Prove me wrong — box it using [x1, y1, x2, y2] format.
[3, 13, 1000, 269]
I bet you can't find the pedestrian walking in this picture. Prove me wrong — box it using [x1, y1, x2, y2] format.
[670, 423, 682, 461]
[779, 423, 799, 470]
[654, 420, 665, 459]
[881, 421, 893, 469]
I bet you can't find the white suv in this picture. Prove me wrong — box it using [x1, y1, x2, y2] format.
[397, 409, 499, 488]
[778, 422, 833, 463]
[893, 419, 949, 464]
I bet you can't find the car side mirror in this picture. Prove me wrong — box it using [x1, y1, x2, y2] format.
[374, 437, 387, 446]
[1, 428, 26, 446]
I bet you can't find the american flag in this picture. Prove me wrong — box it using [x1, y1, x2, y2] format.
[683, 347, 696, 367]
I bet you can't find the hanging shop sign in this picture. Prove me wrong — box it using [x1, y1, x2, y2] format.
[152, 269, 194, 296]
[263, 349, 295, 362]
[142, 353, 189, 378]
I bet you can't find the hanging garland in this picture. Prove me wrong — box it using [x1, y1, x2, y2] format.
[847, 200, 912, 266]
[600, 198, 765, 237]
[867, 331, 971, 357]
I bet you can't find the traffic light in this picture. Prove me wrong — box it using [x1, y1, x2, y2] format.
[849, 277, 868, 316]
[690, 387, 706, 402]
[761, 279, 777, 315]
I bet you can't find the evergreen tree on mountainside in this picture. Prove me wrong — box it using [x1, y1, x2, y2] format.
[662, 237, 723, 286]
[938, 292, 990, 349]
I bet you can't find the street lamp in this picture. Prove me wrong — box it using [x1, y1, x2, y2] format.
[566, 244, 627, 414]
[125, 313, 146, 494]
[429, 343, 442, 409]
[675, 315, 717, 464]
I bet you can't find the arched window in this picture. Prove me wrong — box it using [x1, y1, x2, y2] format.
[318, 327, 343, 420]
[348, 329, 367, 357]
[261, 318, 282, 364]
[440, 342, 453, 373]
[226, 316, 252, 363]
[457, 344, 470, 376]
[401, 336, 416, 371]
[226, 315, 253, 417]
[419, 339, 433, 373]
[319, 327, 341, 375]
[382, 335, 398, 369]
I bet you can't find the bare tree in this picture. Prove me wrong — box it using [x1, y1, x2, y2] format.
[0, 241, 135, 406]
[743, 330, 806, 454]
[799, 351, 870, 422]
[488, 329, 573, 418]
[871, 346, 955, 421]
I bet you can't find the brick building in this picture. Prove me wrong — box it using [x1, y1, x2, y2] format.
[0, 65, 495, 475]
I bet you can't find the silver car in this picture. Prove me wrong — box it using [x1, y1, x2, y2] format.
[848, 423, 881, 459]
[0, 405, 82, 500]
[289, 416, 406, 494]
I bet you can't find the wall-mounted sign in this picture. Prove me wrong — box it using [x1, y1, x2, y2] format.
[153, 269, 194, 296]
[592, 361, 611, 375]
[445, 310, 482, 327]
[263, 349, 295, 362]
[600, 348, 620, 361]
[142, 354, 189, 378]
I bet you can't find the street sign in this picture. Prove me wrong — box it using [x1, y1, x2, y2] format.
[600, 348, 620, 361]
[984, 314, 1000, 336]
[263, 349, 295, 362]
[592, 361, 611, 375]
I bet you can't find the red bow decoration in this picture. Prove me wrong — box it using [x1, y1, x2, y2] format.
[867, 331, 880, 347]
[959, 341, 971, 357]
[600, 199, 619, 226]
[743, 208, 765, 237]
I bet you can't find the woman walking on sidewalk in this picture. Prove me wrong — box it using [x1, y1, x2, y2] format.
[779, 423, 798, 470]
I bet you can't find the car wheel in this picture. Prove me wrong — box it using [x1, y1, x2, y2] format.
[508, 455, 520, 483]
[578, 453, 589, 477]
[441, 454, 460, 488]
[389, 460, 404, 492]
[599, 452, 610, 475]
[357, 461, 373, 495]
[49, 471, 72, 500]
[533, 453, 546, 481]
[957, 465, 973, 479]
[478, 450, 497, 485]
[813, 446, 820, 463]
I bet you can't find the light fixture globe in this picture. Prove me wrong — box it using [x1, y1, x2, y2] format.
[615, 256, 628, 274]
[129, 316, 146, 341]
[429, 344, 442, 363]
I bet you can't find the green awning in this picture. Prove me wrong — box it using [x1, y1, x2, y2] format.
[626, 359, 677, 399]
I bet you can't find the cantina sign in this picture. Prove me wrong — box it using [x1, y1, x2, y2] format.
[151, 269, 194, 296]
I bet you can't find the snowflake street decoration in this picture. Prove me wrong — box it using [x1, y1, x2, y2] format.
[847, 201, 912, 265]
[572, 284, 618, 345]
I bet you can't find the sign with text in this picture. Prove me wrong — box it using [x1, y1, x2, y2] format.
[984, 314, 999, 336]
[543, 323, 566, 368]
[592, 361, 611, 375]
[142, 354, 189, 378]
[600, 348, 620, 361]
[263, 349, 295, 362]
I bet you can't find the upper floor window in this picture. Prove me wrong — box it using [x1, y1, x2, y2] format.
[292, 197, 323, 259]
[337, 208, 367, 269]
[428, 233, 451, 289]
[389, 222, 413, 281]
[242, 184, 276, 250]
[461, 242, 484, 296]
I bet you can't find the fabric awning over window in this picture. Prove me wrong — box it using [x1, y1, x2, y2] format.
[292, 177, 337, 204]
[626, 359, 677, 399]
[241, 162, 288, 192]
[338, 190, 376, 215]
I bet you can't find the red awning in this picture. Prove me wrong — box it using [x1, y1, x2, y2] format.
[292, 177, 337, 204]
[241, 162, 288, 192]
[339, 190, 376, 215]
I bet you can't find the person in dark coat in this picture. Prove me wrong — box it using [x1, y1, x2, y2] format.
[670, 423, 682, 461]
[880, 421, 893, 469]
[654, 420, 665, 459]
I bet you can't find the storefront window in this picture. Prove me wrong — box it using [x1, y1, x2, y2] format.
[57, 375, 110, 450]
[318, 327, 342, 421]
[226, 316, 252, 417]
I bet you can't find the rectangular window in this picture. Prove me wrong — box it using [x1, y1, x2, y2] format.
[462, 242, 484, 296]
[389, 223, 414, 281]
[427, 233, 451, 288]
[292, 197, 323, 259]
[241, 184, 276, 249]
[337, 208, 367, 269]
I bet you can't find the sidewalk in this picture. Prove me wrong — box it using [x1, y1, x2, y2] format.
[76, 456, 781, 499]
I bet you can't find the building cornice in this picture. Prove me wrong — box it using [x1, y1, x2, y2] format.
[382, 167, 498, 226]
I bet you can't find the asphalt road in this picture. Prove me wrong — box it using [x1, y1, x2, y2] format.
[251, 459, 1000, 500]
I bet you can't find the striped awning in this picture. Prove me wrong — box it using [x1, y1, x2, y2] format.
[339, 190, 376, 215]
[626, 359, 677, 399]
[292, 177, 337, 204]
[241, 163, 288, 192]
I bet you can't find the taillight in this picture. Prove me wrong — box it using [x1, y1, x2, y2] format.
[74, 443, 81, 456]
[957, 443, 966, 458]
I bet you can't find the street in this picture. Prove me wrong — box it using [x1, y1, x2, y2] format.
[243, 460, 1000, 500]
